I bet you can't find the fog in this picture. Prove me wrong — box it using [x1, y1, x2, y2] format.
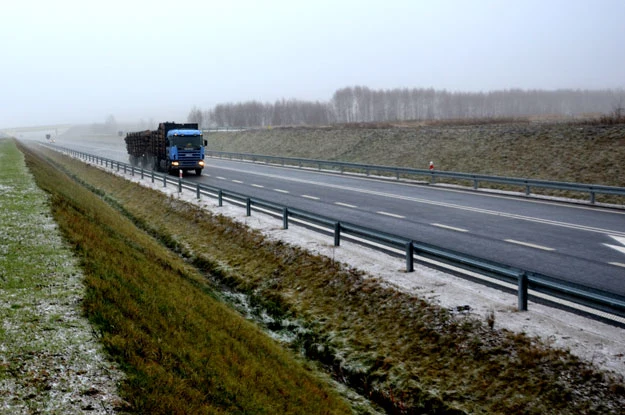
[2, 0, 624, 128]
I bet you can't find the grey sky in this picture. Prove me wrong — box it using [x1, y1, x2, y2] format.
[2, 0, 624, 128]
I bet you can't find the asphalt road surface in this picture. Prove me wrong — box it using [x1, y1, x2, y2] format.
[50, 136, 625, 296]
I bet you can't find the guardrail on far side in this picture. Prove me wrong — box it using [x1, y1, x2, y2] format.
[207, 150, 625, 205]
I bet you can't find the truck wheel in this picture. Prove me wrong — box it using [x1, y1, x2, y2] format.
[195, 168, 202, 176]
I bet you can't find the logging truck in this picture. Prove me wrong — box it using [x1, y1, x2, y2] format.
[124, 122, 206, 175]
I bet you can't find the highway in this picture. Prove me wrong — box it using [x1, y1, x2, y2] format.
[52, 136, 625, 296]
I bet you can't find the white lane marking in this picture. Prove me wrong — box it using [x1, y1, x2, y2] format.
[207, 164, 625, 237]
[609, 262, 625, 268]
[232, 180, 243, 184]
[377, 211, 405, 219]
[504, 239, 555, 251]
[335, 202, 358, 208]
[252, 184, 264, 188]
[432, 223, 469, 232]
[302, 195, 320, 200]
[604, 236, 625, 257]
[216, 176, 227, 180]
[274, 189, 289, 193]
[211, 160, 625, 217]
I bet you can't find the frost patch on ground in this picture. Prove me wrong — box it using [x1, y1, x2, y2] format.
[91, 158, 625, 379]
[0, 146, 124, 414]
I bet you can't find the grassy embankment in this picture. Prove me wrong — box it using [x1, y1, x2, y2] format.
[19, 141, 625, 414]
[204, 121, 625, 203]
[0, 139, 121, 413]
[19, 140, 353, 415]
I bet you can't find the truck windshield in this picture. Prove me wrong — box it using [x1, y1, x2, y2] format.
[168, 135, 203, 149]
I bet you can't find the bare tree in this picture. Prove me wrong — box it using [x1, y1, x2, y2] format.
[187, 106, 204, 127]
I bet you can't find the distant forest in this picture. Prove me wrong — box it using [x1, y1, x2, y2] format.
[188, 86, 625, 127]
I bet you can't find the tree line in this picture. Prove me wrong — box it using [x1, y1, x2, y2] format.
[188, 86, 625, 127]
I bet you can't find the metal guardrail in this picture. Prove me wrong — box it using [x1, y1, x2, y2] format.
[57, 146, 625, 326]
[206, 150, 625, 205]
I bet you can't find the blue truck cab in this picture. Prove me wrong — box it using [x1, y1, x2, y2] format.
[166, 128, 206, 175]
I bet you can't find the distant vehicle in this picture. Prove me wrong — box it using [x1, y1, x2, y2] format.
[46, 133, 55, 143]
[124, 122, 206, 175]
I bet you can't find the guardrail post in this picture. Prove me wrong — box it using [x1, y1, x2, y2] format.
[430, 173, 435, 184]
[366, 168, 370, 176]
[590, 191, 596, 205]
[196, 184, 201, 199]
[163, 174, 167, 188]
[473, 179, 479, 190]
[218, 190, 223, 206]
[117, 162, 120, 172]
[124, 165, 127, 174]
[141, 168, 144, 180]
[405, 242, 414, 272]
[283, 208, 288, 229]
[246, 198, 251, 216]
[525, 184, 530, 196]
[178, 177, 182, 193]
[151, 171, 155, 183]
[334, 222, 341, 246]
[518, 273, 528, 311]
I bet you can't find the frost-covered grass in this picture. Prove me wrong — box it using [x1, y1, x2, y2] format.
[0, 139, 124, 414]
[18, 141, 353, 414]
[34, 141, 625, 414]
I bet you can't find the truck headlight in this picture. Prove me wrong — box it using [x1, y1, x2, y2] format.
[172, 161, 179, 166]
[198, 161, 205, 167]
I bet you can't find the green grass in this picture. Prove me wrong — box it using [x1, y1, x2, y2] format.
[0, 139, 123, 413]
[19, 141, 352, 414]
[22, 142, 625, 414]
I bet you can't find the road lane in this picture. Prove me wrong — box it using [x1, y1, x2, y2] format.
[50, 137, 625, 294]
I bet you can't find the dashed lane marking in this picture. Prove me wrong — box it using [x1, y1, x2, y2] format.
[252, 184, 264, 188]
[216, 176, 227, 180]
[232, 180, 243, 184]
[274, 189, 289, 193]
[432, 223, 469, 232]
[335, 202, 358, 208]
[609, 262, 625, 268]
[302, 195, 320, 200]
[208, 164, 625, 238]
[377, 211, 406, 219]
[504, 239, 555, 251]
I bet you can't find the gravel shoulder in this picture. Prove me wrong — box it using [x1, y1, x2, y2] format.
[0, 139, 124, 414]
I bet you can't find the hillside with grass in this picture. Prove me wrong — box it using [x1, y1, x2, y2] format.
[9, 139, 625, 414]
[205, 121, 625, 190]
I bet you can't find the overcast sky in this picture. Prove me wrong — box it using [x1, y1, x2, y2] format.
[2, 0, 624, 128]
